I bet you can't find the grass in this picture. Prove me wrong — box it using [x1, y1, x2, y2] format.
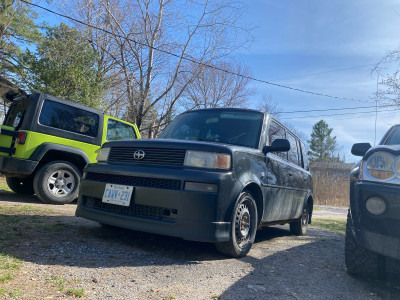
[312, 218, 346, 235]
[0, 254, 21, 284]
[66, 288, 84, 297]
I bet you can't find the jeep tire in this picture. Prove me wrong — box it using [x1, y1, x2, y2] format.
[345, 211, 381, 277]
[33, 161, 81, 205]
[6, 176, 35, 195]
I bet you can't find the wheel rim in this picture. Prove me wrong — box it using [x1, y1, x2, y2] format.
[47, 169, 75, 197]
[301, 207, 309, 226]
[235, 202, 252, 245]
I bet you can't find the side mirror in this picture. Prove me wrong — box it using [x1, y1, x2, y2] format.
[351, 143, 372, 157]
[263, 139, 290, 155]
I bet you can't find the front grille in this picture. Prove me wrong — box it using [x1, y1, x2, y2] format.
[108, 147, 186, 166]
[83, 196, 175, 220]
[86, 172, 182, 190]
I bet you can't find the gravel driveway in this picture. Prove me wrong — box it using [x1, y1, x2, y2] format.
[0, 192, 399, 300]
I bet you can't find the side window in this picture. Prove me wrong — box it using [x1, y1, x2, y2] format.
[300, 142, 310, 170]
[107, 119, 137, 141]
[287, 133, 300, 166]
[268, 121, 287, 160]
[39, 100, 99, 137]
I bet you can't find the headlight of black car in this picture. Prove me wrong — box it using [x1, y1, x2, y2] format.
[362, 151, 399, 183]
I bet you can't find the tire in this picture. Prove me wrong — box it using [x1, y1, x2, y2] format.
[5, 176, 35, 195]
[33, 161, 81, 205]
[345, 211, 381, 277]
[216, 192, 258, 258]
[290, 204, 309, 236]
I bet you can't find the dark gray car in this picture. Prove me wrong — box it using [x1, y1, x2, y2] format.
[76, 108, 313, 257]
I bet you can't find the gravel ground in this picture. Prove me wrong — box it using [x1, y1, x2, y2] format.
[0, 192, 399, 300]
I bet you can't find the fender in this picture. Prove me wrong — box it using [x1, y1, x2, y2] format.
[29, 143, 90, 165]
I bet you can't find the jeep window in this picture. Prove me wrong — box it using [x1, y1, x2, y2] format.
[383, 125, 400, 145]
[3, 98, 30, 129]
[287, 133, 300, 166]
[300, 141, 309, 170]
[268, 121, 288, 160]
[107, 119, 137, 141]
[159, 110, 263, 148]
[39, 100, 99, 137]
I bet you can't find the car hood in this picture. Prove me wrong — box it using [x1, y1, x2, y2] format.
[0, 76, 27, 102]
[364, 144, 400, 159]
[102, 138, 256, 154]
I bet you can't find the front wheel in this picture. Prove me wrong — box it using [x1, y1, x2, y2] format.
[33, 161, 81, 205]
[216, 192, 258, 258]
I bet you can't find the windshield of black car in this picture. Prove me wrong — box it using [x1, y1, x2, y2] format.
[383, 125, 400, 145]
[159, 110, 264, 148]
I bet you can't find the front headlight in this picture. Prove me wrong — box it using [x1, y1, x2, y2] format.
[96, 147, 110, 161]
[364, 151, 396, 181]
[184, 151, 231, 170]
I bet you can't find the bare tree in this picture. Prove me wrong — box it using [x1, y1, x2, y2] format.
[58, 0, 252, 132]
[179, 60, 255, 111]
[258, 94, 281, 118]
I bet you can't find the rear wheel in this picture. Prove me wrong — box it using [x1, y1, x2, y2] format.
[6, 176, 35, 195]
[345, 212, 381, 277]
[290, 205, 309, 236]
[33, 161, 81, 205]
[216, 192, 258, 258]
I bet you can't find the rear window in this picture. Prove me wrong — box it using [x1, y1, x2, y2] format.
[39, 100, 99, 137]
[3, 98, 30, 129]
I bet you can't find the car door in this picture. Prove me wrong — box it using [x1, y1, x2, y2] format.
[262, 120, 294, 222]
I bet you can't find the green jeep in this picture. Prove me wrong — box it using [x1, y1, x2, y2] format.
[0, 92, 140, 204]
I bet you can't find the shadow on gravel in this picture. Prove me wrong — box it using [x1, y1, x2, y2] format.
[0, 190, 78, 205]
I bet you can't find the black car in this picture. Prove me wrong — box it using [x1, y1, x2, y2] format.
[346, 124, 400, 276]
[76, 108, 313, 257]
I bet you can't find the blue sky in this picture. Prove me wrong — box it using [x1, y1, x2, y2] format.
[32, 0, 400, 161]
[238, 0, 400, 161]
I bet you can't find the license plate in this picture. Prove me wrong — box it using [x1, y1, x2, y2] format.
[102, 184, 134, 206]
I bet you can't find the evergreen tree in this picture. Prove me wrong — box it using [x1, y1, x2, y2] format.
[20, 23, 108, 109]
[307, 120, 340, 162]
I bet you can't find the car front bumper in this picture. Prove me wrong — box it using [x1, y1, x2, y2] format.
[350, 180, 400, 260]
[76, 163, 241, 243]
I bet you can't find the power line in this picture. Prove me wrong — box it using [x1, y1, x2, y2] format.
[281, 107, 400, 120]
[23, 0, 376, 104]
[287, 109, 400, 122]
[278, 103, 397, 114]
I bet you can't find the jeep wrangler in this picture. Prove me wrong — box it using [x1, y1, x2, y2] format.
[0, 92, 140, 204]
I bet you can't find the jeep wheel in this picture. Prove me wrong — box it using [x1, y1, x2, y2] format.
[33, 161, 81, 205]
[6, 176, 35, 195]
[290, 205, 309, 236]
[345, 212, 381, 277]
[216, 192, 258, 258]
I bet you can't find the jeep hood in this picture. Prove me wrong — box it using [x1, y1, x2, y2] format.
[0, 76, 27, 102]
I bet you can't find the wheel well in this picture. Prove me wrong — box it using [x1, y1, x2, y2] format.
[36, 150, 87, 173]
[243, 183, 263, 225]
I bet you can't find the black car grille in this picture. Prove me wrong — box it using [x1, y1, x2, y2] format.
[86, 172, 182, 190]
[108, 147, 186, 166]
[83, 196, 174, 220]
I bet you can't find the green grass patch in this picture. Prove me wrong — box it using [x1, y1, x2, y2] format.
[312, 218, 346, 235]
[0, 182, 11, 192]
[0, 205, 53, 215]
[66, 288, 84, 297]
[0, 254, 21, 283]
[38, 223, 66, 231]
[0, 288, 22, 298]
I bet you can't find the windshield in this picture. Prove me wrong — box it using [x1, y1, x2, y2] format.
[382, 125, 400, 145]
[159, 110, 264, 148]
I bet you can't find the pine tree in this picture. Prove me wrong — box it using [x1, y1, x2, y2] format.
[307, 120, 340, 162]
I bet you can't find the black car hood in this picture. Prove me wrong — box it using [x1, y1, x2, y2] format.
[0, 76, 27, 101]
[364, 144, 400, 159]
[103, 138, 255, 154]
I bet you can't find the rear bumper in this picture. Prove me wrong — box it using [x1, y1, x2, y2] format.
[0, 156, 38, 176]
